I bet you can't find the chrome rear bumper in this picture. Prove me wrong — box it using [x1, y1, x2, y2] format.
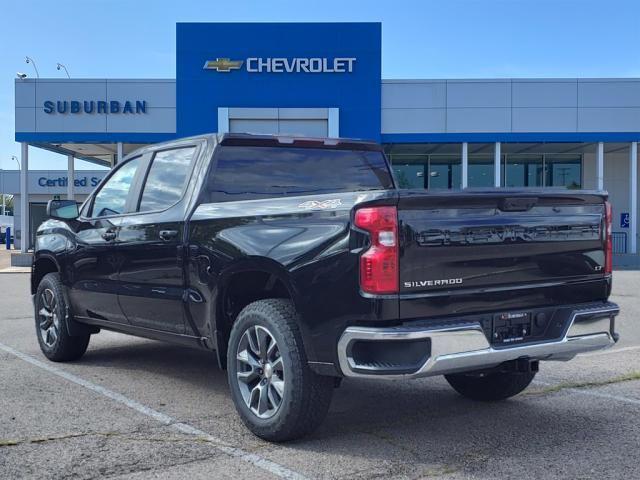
[337, 303, 619, 379]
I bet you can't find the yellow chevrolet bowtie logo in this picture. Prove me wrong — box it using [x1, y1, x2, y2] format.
[203, 58, 244, 72]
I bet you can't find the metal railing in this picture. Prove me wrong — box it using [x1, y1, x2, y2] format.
[612, 232, 627, 254]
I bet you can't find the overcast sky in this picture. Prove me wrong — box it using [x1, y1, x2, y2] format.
[1, 0, 638, 170]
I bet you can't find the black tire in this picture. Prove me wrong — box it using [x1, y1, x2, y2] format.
[445, 369, 536, 401]
[227, 299, 334, 442]
[34, 272, 90, 362]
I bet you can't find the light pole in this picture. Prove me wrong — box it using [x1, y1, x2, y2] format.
[56, 63, 70, 78]
[3, 156, 20, 218]
[7, 156, 19, 217]
[25, 56, 39, 78]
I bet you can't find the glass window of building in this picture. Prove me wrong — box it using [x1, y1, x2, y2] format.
[390, 155, 427, 189]
[386, 143, 582, 190]
[468, 155, 495, 187]
[429, 155, 461, 189]
[386, 144, 461, 189]
[504, 155, 544, 187]
[545, 155, 582, 188]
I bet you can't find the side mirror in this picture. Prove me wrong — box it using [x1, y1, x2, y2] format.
[46, 199, 79, 220]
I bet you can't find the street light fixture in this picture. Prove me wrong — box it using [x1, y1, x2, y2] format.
[11, 155, 20, 170]
[25, 56, 39, 78]
[56, 63, 70, 78]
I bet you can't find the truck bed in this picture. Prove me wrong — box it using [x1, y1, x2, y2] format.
[397, 188, 610, 321]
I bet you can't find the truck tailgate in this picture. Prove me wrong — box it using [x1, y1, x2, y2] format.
[398, 189, 610, 320]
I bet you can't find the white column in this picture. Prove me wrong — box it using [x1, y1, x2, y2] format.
[1, 171, 5, 216]
[630, 142, 638, 254]
[217, 108, 230, 134]
[67, 155, 75, 200]
[328, 108, 340, 138]
[461, 142, 468, 188]
[20, 143, 29, 253]
[597, 142, 604, 190]
[116, 142, 124, 165]
[494, 142, 501, 187]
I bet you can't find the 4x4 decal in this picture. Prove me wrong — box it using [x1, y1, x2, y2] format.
[298, 199, 342, 210]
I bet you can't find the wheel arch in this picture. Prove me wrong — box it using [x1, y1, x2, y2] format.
[213, 258, 307, 369]
[31, 254, 60, 294]
[32, 254, 97, 337]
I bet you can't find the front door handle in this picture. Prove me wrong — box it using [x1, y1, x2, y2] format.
[159, 230, 178, 241]
[102, 230, 116, 241]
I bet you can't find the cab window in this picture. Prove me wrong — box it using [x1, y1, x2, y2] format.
[205, 146, 393, 202]
[138, 147, 196, 212]
[90, 157, 141, 218]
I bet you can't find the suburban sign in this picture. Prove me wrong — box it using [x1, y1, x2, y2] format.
[204, 57, 356, 73]
[43, 100, 148, 115]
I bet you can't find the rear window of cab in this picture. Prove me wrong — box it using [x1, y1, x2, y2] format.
[205, 146, 393, 202]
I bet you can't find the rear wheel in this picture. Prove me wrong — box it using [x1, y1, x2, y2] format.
[227, 299, 334, 442]
[35, 273, 90, 362]
[445, 369, 536, 401]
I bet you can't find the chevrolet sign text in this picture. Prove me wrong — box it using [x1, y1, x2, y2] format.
[247, 57, 355, 73]
[204, 57, 356, 73]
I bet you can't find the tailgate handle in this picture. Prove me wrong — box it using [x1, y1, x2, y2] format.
[499, 197, 538, 212]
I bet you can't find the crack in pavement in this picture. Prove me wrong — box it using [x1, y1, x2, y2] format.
[0, 430, 124, 448]
[0, 429, 243, 449]
[530, 371, 640, 396]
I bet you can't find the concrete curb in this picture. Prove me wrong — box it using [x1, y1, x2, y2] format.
[0, 267, 30, 274]
[10, 252, 33, 267]
[614, 254, 640, 271]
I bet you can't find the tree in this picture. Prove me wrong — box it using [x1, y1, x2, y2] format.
[1, 195, 14, 216]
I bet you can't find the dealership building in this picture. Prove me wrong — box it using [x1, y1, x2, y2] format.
[12, 22, 639, 258]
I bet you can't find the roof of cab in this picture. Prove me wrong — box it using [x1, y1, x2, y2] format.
[217, 133, 383, 151]
[125, 132, 382, 160]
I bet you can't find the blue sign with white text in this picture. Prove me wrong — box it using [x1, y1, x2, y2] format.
[176, 23, 382, 141]
[38, 176, 102, 187]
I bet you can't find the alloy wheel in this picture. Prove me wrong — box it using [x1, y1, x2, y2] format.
[236, 325, 285, 419]
[38, 288, 60, 347]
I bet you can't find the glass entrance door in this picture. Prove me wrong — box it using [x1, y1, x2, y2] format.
[29, 203, 48, 249]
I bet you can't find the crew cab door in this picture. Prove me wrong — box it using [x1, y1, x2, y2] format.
[67, 156, 144, 324]
[117, 144, 200, 334]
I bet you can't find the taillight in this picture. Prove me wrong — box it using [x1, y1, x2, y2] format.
[354, 206, 399, 294]
[604, 201, 612, 274]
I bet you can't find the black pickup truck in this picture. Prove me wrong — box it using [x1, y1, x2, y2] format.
[32, 133, 619, 441]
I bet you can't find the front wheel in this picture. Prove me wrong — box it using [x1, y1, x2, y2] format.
[227, 299, 334, 442]
[35, 272, 90, 362]
[445, 369, 536, 401]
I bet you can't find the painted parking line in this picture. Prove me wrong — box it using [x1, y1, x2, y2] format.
[0, 341, 307, 480]
[535, 380, 640, 406]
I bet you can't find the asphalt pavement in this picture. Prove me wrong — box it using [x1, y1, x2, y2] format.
[1, 272, 639, 479]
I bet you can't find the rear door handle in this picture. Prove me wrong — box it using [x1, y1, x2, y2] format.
[159, 230, 178, 241]
[101, 230, 117, 241]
